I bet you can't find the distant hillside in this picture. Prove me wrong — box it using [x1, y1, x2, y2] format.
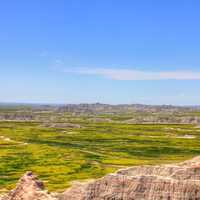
[0, 103, 200, 124]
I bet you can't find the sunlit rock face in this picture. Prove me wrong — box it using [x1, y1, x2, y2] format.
[3, 157, 200, 200]
[0, 172, 57, 200]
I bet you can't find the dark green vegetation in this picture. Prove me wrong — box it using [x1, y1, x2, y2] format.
[0, 104, 200, 192]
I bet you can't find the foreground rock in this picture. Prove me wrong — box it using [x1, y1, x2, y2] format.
[1, 172, 57, 200]
[3, 157, 200, 199]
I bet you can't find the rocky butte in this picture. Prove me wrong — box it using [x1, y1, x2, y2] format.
[2, 156, 200, 200]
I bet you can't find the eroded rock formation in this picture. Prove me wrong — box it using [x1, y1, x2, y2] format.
[0, 172, 57, 200]
[3, 157, 200, 200]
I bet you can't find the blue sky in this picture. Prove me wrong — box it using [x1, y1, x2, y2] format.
[1, 0, 200, 105]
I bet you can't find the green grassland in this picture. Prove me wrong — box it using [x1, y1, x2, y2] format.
[1, 116, 200, 192]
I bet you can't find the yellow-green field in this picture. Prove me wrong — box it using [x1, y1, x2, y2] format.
[1, 117, 200, 192]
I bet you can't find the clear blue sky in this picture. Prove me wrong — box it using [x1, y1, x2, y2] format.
[1, 0, 200, 105]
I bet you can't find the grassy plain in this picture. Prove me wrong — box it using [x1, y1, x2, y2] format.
[1, 113, 200, 192]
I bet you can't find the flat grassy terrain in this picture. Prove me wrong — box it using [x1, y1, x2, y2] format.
[1, 115, 200, 192]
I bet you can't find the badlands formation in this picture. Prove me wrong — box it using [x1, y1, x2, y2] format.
[2, 156, 200, 200]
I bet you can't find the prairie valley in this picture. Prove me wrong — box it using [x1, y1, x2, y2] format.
[1, 104, 200, 192]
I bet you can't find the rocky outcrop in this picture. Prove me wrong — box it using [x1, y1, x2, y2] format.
[42, 122, 82, 129]
[62, 158, 200, 200]
[0, 172, 57, 200]
[3, 157, 200, 200]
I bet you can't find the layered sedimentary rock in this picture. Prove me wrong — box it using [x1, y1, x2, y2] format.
[0, 172, 57, 200]
[3, 157, 200, 200]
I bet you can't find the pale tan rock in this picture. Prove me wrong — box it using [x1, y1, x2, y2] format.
[3, 157, 200, 200]
[1, 172, 56, 200]
[62, 156, 200, 200]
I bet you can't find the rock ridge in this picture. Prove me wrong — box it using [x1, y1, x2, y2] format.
[2, 157, 200, 199]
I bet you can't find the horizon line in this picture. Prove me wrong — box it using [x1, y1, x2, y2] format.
[0, 101, 200, 107]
